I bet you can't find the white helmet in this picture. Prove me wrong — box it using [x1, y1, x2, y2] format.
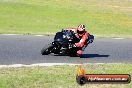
[77, 24, 85, 35]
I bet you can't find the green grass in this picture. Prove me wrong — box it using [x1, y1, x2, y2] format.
[0, 0, 132, 37]
[0, 64, 132, 88]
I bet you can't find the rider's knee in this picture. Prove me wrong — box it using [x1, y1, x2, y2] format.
[77, 50, 83, 56]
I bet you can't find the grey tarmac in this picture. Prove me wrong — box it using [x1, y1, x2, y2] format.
[0, 35, 132, 65]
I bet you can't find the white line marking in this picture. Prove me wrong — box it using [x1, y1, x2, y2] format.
[0, 34, 45, 37]
[34, 35, 44, 36]
[0, 63, 125, 68]
[113, 38, 124, 39]
[1, 34, 20, 36]
[0, 63, 81, 68]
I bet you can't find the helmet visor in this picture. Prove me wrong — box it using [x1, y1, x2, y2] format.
[77, 30, 84, 34]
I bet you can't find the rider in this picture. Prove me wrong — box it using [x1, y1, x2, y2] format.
[65, 24, 89, 56]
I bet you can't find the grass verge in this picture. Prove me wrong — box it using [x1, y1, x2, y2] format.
[0, 63, 132, 88]
[0, 0, 132, 38]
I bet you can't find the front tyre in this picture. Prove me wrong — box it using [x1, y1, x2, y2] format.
[41, 43, 54, 55]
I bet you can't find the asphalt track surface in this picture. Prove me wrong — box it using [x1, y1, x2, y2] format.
[0, 35, 132, 65]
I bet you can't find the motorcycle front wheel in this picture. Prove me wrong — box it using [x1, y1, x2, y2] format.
[41, 43, 54, 55]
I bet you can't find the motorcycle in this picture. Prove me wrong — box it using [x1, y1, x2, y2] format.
[41, 30, 94, 56]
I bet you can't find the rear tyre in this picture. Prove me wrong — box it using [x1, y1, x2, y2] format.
[69, 47, 79, 57]
[41, 43, 54, 55]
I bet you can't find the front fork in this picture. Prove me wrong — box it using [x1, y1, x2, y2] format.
[52, 42, 61, 54]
